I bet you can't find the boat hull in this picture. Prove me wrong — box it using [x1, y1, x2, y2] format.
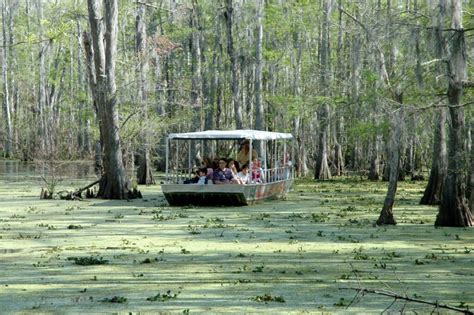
[162, 179, 293, 206]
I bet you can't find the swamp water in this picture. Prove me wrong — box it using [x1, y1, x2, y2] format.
[0, 163, 472, 313]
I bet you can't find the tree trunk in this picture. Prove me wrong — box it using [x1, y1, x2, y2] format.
[254, 0, 264, 155]
[76, 19, 91, 157]
[203, 12, 222, 159]
[8, 0, 18, 156]
[368, 134, 380, 181]
[291, 30, 307, 177]
[377, 109, 402, 226]
[435, 0, 473, 227]
[1, 1, 13, 158]
[35, 1, 49, 154]
[189, 0, 203, 166]
[420, 108, 447, 204]
[314, 0, 332, 180]
[333, 117, 344, 176]
[224, 0, 243, 129]
[86, 0, 130, 199]
[135, 3, 155, 185]
[315, 104, 331, 180]
[469, 119, 474, 212]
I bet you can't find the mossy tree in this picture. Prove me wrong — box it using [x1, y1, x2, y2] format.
[435, 0, 473, 227]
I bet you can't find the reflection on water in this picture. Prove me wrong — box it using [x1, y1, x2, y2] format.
[0, 160, 96, 182]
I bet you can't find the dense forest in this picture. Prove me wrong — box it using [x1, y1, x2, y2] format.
[0, 1, 473, 224]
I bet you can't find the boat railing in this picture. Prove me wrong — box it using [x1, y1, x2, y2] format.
[166, 165, 293, 185]
[166, 167, 196, 184]
[264, 166, 293, 183]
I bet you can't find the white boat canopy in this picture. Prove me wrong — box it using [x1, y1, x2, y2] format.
[168, 129, 293, 141]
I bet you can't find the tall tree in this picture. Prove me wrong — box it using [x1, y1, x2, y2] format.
[469, 119, 474, 212]
[85, 0, 130, 199]
[420, 108, 447, 204]
[377, 108, 402, 226]
[1, 0, 13, 157]
[420, 0, 447, 205]
[35, 0, 49, 154]
[254, 0, 264, 155]
[136, 2, 155, 185]
[224, 0, 243, 129]
[314, 0, 332, 180]
[435, 0, 473, 227]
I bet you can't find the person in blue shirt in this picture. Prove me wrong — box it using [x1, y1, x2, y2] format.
[213, 158, 236, 184]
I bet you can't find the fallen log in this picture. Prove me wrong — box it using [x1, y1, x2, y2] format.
[73, 180, 100, 197]
[55, 180, 100, 200]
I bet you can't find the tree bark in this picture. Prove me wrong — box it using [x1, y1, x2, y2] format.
[135, 3, 155, 185]
[435, 0, 473, 227]
[333, 117, 344, 177]
[377, 109, 402, 226]
[1, 0, 13, 158]
[469, 119, 474, 213]
[420, 1, 447, 204]
[254, 0, 264, 155]
[86, 0, 130, 199]
[224, 0, 243, 129]
[368, 134, 380, 181]
[35, 1, 49, 154]
[420, 108, 447, 204]
[435, 0, 474, 227]
[314, 0, 332, 180]
[76, 18, 91, 157]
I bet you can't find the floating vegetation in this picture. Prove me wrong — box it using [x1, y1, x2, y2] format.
[334, 297, 348, 307]
[311, 213, 330, 223]
[252, 265, 265, 273]
[252, 294, 285, 303]
[67, 256, 109, 266]
[187, 225, 201, 234]
[139, 257, 163, 264]
[100, 296, 127, 303]
[146, 290, 179, 302]
[67, 224, 83, 229]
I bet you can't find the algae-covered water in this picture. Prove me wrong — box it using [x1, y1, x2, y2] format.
[0, 161, 472, 314]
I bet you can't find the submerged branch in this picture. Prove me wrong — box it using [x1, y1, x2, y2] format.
[340, 287, 473, 314]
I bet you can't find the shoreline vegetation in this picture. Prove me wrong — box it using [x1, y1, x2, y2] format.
[0, 173, 472, 313]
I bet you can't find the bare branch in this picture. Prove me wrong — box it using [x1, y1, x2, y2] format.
[443, 27, 474, 32]
[421, 58, 446, 66]
[0, 37, 52, 48]
[338, 6, 370, 36]
[340, 287, 473, 314]
[135, 1, 174, 12]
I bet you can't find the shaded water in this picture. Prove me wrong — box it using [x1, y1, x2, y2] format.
[0, 160, 96, 183]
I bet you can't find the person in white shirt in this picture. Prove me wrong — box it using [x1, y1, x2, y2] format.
[235, 164, 250, 184]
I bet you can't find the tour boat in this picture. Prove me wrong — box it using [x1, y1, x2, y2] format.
[161, 129, 294, 206]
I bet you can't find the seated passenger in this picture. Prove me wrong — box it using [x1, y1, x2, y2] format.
[196, 168, 209, 185]
[251, 157, 265, 183]
[227, 159, 239, 177]
[236, 140, 258, 166]
[213, 158, 236, 184]
[235, 164, 250, 184]
[201, 157, 214, 180]
[183, 170, 200, 184]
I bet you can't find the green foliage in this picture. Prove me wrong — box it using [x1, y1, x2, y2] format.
[100, 296, 127, 303]
[146, 290, 179, 302]
[252, 294, 285, 303]
[67, 256, 109, 266]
